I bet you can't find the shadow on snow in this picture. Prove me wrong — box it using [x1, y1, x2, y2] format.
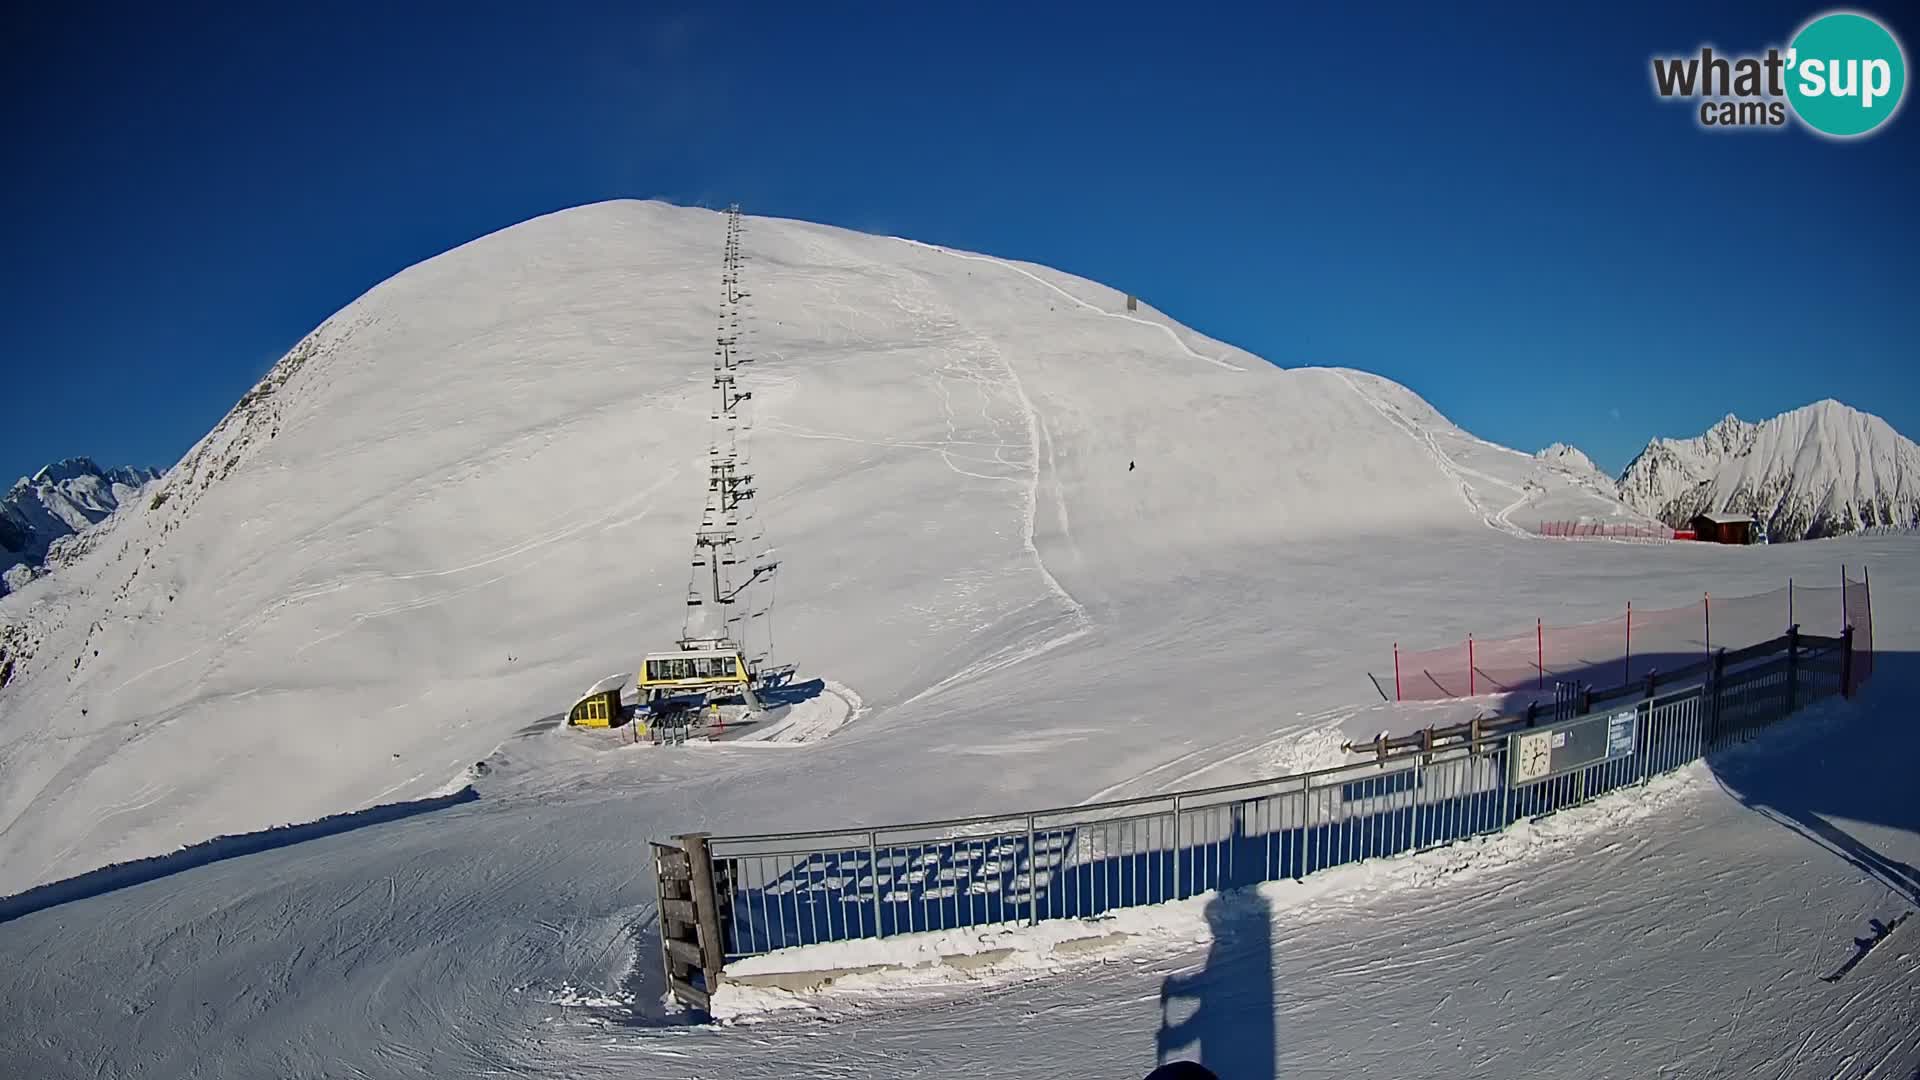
[0, 785, 480, 926]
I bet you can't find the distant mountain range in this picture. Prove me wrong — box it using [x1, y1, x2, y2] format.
[1610, 400, 1919, 541]
[2, 458, 162, 594]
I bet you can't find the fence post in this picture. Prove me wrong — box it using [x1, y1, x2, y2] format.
[1643, 670, 1657, 702]
[1537, 618, 1544, 690]
[1025, 814, 1038, 925]
[1788, 577, 1794, 631]
[1785, 624, 1799, 713]
[1411, 758, 1425, 850]
[1394, 643, 1402, 701]
[867, 831, 882, 938]
[1703, 592, 1712, 664]
[1863, 565, 1871, 624]
[1624, 602, 1632, 684]
[1840, 625, 1855, 699]
[681, 833, 726, 993]
[1172, 794, 1186, 901]
[1706, 648, 1727, 749]
[1862, 566, 1874, 684]
[1468, 635, 1475, 696]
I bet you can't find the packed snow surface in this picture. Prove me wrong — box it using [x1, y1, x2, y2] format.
[1, 201, 1915, 1079]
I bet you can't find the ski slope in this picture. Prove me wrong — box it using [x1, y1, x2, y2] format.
[1, 201, 1915, 1079]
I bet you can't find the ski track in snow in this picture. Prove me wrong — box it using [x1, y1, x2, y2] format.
[888, 262, 1094, 711]
[1078, 703, 1357, 803]
[1332, 369, 1532, 539]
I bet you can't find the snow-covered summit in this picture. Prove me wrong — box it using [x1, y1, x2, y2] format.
[1, 457, 161, 594]
[1617, 399, 1920, 540]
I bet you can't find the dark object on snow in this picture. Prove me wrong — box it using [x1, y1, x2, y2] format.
[1129, 460, 1136, 472]
[1689, 512, 1760, 545]
[1822, 912, 1910, 983]
[1144, 1063, 1217, 1080]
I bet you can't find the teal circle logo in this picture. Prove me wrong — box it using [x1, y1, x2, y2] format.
[1786, 11, 1907, 137]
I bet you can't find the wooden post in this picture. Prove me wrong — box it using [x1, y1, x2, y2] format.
[682, 833, 727, 994]
[654, 840, 709, 1011]
[1394, 643, 1402, 702]
[1703, 593, 1712, 663]
[1624, 602, 1632, 684]
[1468, 635, 1475, 696]
[1536, 618, 1544, 690]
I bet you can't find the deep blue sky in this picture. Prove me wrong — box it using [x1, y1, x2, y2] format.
[3, 2, 1914, 483]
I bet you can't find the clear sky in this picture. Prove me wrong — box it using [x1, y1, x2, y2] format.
[3, 1, 1914, 484]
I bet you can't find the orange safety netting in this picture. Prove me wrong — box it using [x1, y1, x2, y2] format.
[1375, 573, 1875, 701]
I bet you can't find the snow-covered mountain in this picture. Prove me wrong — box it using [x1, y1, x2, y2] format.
[1617, 401, 1920, 540]
[1, 458, 161, 594]
[1535, 442, 1605, 481]
[0, 199, 1642, 893]
[2, 201, 1915, 1080]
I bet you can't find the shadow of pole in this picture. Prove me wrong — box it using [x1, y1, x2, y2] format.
[1155, 809, 1276, 1080]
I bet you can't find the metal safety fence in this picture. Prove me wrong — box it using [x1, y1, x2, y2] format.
[666, 630, 1860, 978]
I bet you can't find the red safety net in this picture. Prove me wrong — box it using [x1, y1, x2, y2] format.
[1377, 573, 1876, 702]
[1536, 521, 1680, 541]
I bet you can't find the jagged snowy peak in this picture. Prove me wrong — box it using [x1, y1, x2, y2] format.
[1, 457, 161, 592]
[1618, 400, 1920, 540]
